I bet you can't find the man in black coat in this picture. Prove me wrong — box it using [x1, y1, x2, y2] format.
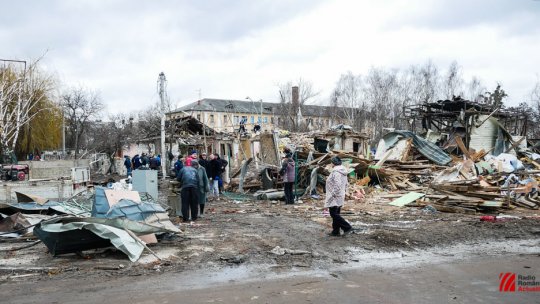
[207, 154, 221, 199]
[176, 163, 200, 221]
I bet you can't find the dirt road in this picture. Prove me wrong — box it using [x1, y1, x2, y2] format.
[1, 195, 539, 303]
[2, 249, 538, 303]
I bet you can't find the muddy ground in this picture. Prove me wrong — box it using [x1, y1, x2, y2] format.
[0, 180, 539, 285]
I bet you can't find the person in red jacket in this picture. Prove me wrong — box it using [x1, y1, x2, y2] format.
[185, 151, 197, 166]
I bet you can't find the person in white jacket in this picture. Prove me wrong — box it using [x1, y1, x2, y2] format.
[324, 156, 353, 236]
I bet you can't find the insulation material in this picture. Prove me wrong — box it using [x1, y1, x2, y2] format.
[104, 189, 141, 206]
[374, 138, 411, 162]
[469, 115, 497, 153]
[432, 160, 477, 184]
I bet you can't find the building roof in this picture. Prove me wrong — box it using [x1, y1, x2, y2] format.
[170, 98, 356, 118]
[171, 99, 276, 115]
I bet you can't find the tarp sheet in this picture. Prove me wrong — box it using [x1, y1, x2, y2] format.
[39, 220, 144, 262]
[381, 131, 452, 165]
[91, 187, 179, 233]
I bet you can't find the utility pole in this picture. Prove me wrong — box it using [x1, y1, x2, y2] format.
[158, 72, 167, 179]
[62, 113, 65, 157]
[196, 89, 207, 153]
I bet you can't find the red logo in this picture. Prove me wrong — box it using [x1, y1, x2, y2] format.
[499, 273, 516, 292]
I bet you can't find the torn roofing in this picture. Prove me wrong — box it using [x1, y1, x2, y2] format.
[382, 130, 452, 165]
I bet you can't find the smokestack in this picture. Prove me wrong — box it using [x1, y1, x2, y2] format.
[292, 86, 299, 113]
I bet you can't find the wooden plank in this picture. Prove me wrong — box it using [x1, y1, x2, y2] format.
[455, 137, 472, 159]
[389, 192, 425, 207]
[505, 136, 526, 154]
[432, 204, 477, 214]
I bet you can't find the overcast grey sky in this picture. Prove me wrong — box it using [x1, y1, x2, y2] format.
[1, 0, 539, 112]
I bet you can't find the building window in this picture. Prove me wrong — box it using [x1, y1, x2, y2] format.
[257, 116, 261, 123]
[209, 114, 214, 124]
[196, 114, 201, 121]
[250, 116, 254, 124]
[234, 116, 239, 124]
[223, 114, 228, 124]
[264, 117, 268, 123]
[271, 117, 274, 124]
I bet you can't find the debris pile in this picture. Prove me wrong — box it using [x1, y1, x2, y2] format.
[225, 97, 540, 216]
[0, 187, 180, 262]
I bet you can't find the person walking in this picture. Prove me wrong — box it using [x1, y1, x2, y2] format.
[207, 154, 221, 199]
[280, 152, 295, 204]
[324, 156, 353, 236]
[123, 155, 132, 177]
[176, 160, 200, 222]
[193, 160, 210, 217]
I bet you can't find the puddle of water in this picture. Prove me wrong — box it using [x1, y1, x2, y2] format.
[158, 239, 540, 292]
[350, 219, 426, 229]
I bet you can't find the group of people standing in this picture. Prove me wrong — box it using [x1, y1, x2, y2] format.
[175, 151, 228, 222]
[123, 153, 161, 176]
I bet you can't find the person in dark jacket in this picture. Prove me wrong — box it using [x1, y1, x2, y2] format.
[174, 157, 184, 177]
[207, 154, 221, 199]
[124, 155, 132, 177]
[199, 153, 208, 170]
[132, 154, 142, 170]
[216, 154, 228, 193]
[149, 155, 159, 170]
[176, 161, 200, 221]
[193, 160, 209, 217]
[141, 153, 149, 167]
[280, 152, 295, 204]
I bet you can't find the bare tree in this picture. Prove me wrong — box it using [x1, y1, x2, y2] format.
[0, 58, 56, 161]
[466, 76, 485, 102]
[89, 113, 134, 174]
[442, 61, 464, 99]
[362, 68, 400, 140]
[61, 86, 104, 158]
[277, 78, 319, 131]
[528, 79, 540, 138]
[135, 104, 161, 141]
[331, 71, 364, 130]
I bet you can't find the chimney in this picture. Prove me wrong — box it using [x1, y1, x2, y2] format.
[292, 86, 299, 113]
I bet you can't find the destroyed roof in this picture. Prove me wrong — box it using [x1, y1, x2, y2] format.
[171, 99, 276, 115]
[171, 115, 217, 135]
[427, 98, 495, 112]
[170, 98, 355, 118]
[417, 97, 515, 118]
